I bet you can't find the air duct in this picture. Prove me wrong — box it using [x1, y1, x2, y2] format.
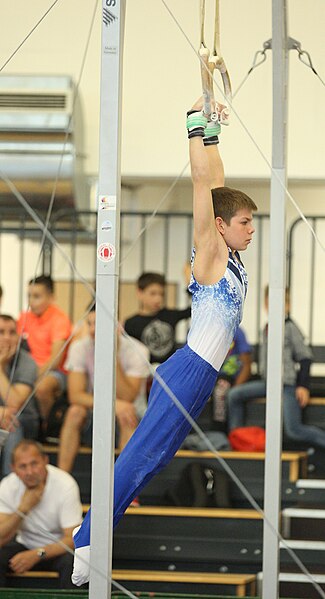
[0, 75, 87, 212]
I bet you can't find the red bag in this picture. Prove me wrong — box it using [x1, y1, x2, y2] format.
[228, 426, 266, 452]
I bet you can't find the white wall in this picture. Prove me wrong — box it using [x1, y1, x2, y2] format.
[0, 1, 325, 359]
[0, 0, 324, 178]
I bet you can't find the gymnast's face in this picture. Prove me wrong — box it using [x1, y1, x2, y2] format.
[218, 208, 255, 251]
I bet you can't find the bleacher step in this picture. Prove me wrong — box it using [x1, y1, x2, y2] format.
[8, 569, 257, 596]
[258, 570, 325, 598]
[279, 572, 325, 582]
[296, 478, 325, 489]
[283, 507, 325, 518]
[280, 539, 325, 549]
[282, 506, 325, 540]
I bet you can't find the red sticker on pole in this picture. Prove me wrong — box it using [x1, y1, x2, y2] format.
[97, 242, 116, 262]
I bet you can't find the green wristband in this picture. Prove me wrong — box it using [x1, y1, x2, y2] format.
[186, 112, 207, 131]
[204, 121, 221, 137]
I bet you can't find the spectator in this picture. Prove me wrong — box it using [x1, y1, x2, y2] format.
[17, 276, 72, 433]
[57, 305, 149, 473]
[0, 440, 82, 588]
[124, 272, 191, 365]
[0, 314, 39, 475]
[227, 287, 325, 448]
[212, 326, 252, 430]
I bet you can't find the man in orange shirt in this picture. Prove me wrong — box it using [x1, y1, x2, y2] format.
[17, 276, 72, 433]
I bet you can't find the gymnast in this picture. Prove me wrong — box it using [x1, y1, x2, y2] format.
[72, 95, 257, 585]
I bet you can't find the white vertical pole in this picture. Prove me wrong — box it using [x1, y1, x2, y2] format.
[89, 2, 126, 598]
[262, 1, 288, 598]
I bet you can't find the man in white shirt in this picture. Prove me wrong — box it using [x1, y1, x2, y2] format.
[58, 305, 150, 472]
[0, 440, 82, 588]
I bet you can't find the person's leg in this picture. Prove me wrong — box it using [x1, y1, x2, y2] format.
[36, 371, 66, 422]
[19, 411, 40, 440]
[35, 553, 75, 589]
[113, 348, 218, 525]
[116, 400, 139, 451]
[227, 379, 267, 431]
[0, 540, 27, 586]
[72, 345, 218, 585]
[58, 405, 88, 472]
[212, 377, 231, 424]
[55, 553, 76, 589]
[283, 385, 325, 448]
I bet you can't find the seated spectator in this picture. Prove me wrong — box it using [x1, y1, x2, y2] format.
[0, 314, 39, 475]
[212, 326, 252, 430]
[124, 272, 191, 365]
[227, 286, 325, 448]
[0, 440, 82, 588]
[17, 276, 72, 434]
[58, 304, 149, 473]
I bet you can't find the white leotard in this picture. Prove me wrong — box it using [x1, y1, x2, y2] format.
[187, 247, 248, 371]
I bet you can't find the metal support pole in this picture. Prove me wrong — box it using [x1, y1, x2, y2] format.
[262, 1, 288, 598]
[89, 2, 126, 598]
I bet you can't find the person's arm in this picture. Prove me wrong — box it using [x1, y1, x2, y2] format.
[190, 136, 221, 247]
[0, 406, 17, 431]
[188, 99, 226, 285]
[296, 359, 312, 407]
[38, 339, 66, 376]
[0, 483, 45, 546]
[288, 320, 313, 407]
[189, 98, 224, 243]
[0, 373, 31, 411]
[40, 525, 75, 557]
[0, 512, 25, 546]
[116, 359, 142, 403]
[174, 307, 192, 321]
[234, 352, 252, 386]
[8, 526, 75, 574]
[68, 371, 93, 409]
[0, 345, 32, 409]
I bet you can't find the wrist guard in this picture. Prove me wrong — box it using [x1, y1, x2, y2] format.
[203, 120, 221, 146]
[186, 110, 207, 139]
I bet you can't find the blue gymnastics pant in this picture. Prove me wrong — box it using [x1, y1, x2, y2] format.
[74, 343, 218, 549]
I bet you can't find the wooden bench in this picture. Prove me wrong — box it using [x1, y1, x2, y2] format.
[42, 444, 308, 508]
[122, 505, 263, 518]
[112, 569, 257, 597]
[7, 507, 261, 592]
[44, 444, 307, 483]
[174, 449, 307, 482]
[7, 569, 257, 597]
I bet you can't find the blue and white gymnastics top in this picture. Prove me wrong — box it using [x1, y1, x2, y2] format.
[187, 246, 248, 372]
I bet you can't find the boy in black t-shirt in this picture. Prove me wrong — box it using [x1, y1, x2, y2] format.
[124, 272, 191, 364]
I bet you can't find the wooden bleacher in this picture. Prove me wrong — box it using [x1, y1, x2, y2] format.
[3, 443, 310, 595]
[7, 569, 256, 597]
[7, 502, 259, 596]
[43, 444, 308, 506]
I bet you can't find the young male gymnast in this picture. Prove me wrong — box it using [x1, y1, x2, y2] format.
[72, 97, 257, 585]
